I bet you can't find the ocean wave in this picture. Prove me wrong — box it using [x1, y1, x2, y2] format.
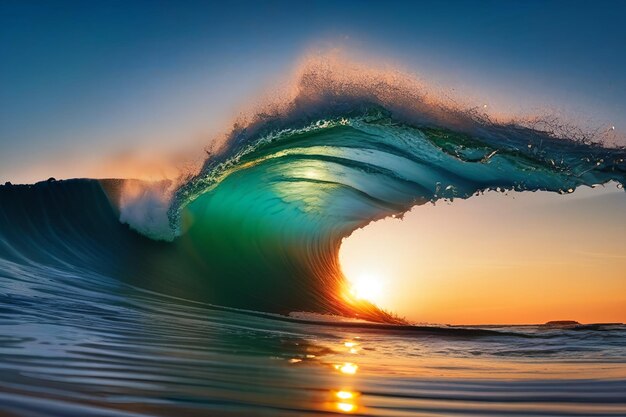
[1, 58, 625, 322]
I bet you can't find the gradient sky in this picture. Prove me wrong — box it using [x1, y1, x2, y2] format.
[341, 184, 625, 324]
[1, 1, 624, 324]
[2, 0, 626, 182]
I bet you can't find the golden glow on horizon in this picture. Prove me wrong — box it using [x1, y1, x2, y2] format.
[340, 185, 626, 325]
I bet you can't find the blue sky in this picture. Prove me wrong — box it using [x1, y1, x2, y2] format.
[1, 0, 625, 182]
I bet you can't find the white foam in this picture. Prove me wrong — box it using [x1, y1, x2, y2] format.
[118, 180, 177, 241]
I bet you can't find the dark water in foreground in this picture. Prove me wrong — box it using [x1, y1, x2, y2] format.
[1, 256, 625, 417]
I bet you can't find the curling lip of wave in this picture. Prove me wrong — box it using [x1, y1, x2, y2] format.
[168, 55, 625, 231]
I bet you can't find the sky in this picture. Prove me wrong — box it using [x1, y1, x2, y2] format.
[1, 1, 624, 324]
[341, 184, 625, 324]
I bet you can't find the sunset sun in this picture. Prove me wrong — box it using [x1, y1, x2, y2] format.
[348, 273, 385, 305]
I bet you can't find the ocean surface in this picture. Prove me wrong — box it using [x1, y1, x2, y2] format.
[1, 71, 625, 416]
[1, 259, 625, 416]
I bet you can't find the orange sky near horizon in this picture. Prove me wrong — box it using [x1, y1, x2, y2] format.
[340, 184, 626, 325]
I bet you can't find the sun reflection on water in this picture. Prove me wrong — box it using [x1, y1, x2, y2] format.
[333, 389, 360, 413]
[330, 338, 363, 413]
[280, 337, 365, 414]
[344, 339, 360, 354]
[336, 402, 355, 413]
[336, 390, 354, 400]
[335, 362, 358, 375]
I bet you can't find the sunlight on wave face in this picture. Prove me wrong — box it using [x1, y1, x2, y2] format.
[346, 272, 386, 306]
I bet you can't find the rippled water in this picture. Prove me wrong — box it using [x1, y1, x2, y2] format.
[1, 259, 625, 417]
